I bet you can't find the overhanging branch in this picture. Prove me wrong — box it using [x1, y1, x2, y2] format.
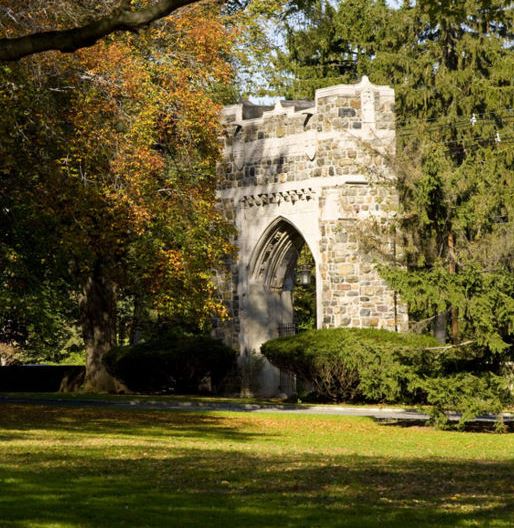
[0, 0, 200, 61]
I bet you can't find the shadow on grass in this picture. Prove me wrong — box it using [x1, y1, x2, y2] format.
[0, 404, 264, 442]
[376, 418, 514, 433]
[1, 449, 513, 527]
[1, 405, 513, 528]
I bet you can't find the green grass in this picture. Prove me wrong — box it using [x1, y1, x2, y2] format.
[0, 404, 513, 527]
[0, 391, 266, 405]
[0, 391, 422, 410]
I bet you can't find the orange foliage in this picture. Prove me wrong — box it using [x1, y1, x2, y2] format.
[0, 0, 236, 327]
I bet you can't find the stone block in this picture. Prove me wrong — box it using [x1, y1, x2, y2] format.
[338, 107, 356, 118]
[337, 264, 355, 275]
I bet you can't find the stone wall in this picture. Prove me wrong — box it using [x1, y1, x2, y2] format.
[215, 77, 408, 395]
[319, 183, 401, 330]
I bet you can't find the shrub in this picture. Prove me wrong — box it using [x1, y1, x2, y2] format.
[262, 328, 513, 426]
[414, 344, 513, 428]
[261, 328, 440, 403]
[420, 373, 510, 429]
[103, 332, 237, 394]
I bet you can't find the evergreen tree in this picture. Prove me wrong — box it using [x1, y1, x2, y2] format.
[271, 0, 514, 420]
[377, 0, 514, 354]
[272, 0, 390, 99]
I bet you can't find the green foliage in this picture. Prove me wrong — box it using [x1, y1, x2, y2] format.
[421, 372, 510, 430]
[262, 328, 512, 424]
[0, 276, 80, 363]
[293, 286, 316, 331]
[103, 331, 237, 394]
[262, 328, 439, 402]
[49, 345, 86, 366]
[272, 0, 391, 99]
[293, 244, 316, 330]
[379, 266, 514, 354]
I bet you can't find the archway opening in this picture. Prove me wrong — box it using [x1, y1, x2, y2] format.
[246, 218, 317, 395]
[291, 244, 316, 334]
[248, 217, 317, 342]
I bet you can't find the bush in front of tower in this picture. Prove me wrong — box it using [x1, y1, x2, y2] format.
[261, 328, 511, 428]
[103, 332, 237, 394]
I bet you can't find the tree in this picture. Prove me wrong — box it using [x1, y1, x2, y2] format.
[0, 1, 236, 390]
[373, 0, 514, 354]
[0, 0, 255, 61]
[271, 0, 390, 99]
[0, 0, 216, 61]
[265, 1, 514, 419]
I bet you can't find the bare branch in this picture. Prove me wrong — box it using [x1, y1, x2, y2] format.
[0, 0, 201, 61]
[424, 340, 475, 351]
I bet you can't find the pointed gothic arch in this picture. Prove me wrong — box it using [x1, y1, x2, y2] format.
[242, 216, 317, 395]
[244, 216, 316, 343]
[249, 216, 314, 291]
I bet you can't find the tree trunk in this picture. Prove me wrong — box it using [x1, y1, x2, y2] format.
[434, 311, 447, 344]
[79, 263, 125, 392]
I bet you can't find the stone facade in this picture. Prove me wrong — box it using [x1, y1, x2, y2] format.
[215, 77, 408, 395]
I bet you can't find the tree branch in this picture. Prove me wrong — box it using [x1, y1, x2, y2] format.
[424, 340, 475, 351]
[0, 0, 201, 61]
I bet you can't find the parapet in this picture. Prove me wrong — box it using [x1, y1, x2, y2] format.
[218, 77, 395, 190]
[221, 76, 395, 141]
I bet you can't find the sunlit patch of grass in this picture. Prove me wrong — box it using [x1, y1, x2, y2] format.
[0, 404, 513, 527]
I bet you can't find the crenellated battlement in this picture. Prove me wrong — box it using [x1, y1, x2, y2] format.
[217, 77, 396, 191]
[222, 76, 394, 133]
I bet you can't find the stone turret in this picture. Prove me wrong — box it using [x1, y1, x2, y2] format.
[215, 77, 407, 396]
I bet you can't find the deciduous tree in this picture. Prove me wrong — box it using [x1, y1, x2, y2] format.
[0, 0, 218, 61]
[0, 1, 236, 390]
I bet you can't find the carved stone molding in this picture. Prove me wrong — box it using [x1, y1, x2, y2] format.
[240, 188, 316, 208]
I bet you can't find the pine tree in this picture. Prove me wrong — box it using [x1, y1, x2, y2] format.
[270, 0, 514, 420]
[273, 0, 514, 351]
[271, 0, 390, 98]
[376, 0, 514, 354]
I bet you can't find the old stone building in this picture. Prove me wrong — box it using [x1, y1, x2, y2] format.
[215, 77, 408, 395]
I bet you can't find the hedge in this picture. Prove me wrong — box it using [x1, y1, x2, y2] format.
[0, 365, 84, 392]
[261, 327, 440, 403]
[103, 333, 237, 394]
[261, 327, 512, 427]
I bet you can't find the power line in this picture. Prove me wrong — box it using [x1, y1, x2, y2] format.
[397, 115, 514, 137]
[397, 109, 514, 128]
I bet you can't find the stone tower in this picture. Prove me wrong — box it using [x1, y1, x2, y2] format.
[215, 77, 408, 395]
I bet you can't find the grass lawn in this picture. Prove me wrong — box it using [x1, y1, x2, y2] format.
[0, 391, 425, 409]
[0, 404, 513, 527]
